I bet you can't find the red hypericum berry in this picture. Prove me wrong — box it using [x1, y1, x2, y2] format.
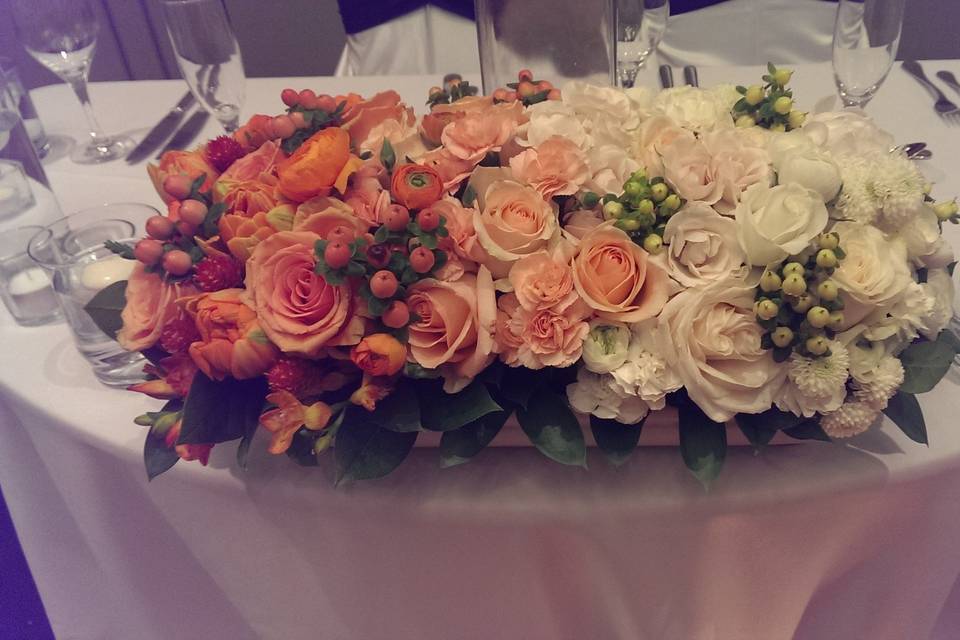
[272, 115, 296, 139]
[382, 300, 410, 328]
[266, 358, 315, 395]
[547, 89, 561, 101]
[206, 135, 247, 173]
[159, 315, 200, 353]
[175, 221, 198, 238]
[384, 204, 410, 232]
[163, 174, 193, 200]
[316, 94, 337, 113]
[298, 89, 317, 107]
[193, 254, 243, 292]
[324, 241, 351, 269]
[163, 250, 193, 276]
[370, 270, 399, 299]
[536, 80, 553, 91]
[280, 88, 299, 107]
[504, 90, 518, 102]
[290, 112, 308, 129]
[134, 238, 164, 265]
[492, 88, 508, 101]
[416, 209, 440, 232]
[327, 225, 356, 244]
[366, 243, 390, 269]
[179, 200, 208, 226]
[518, 69, 534, 82]
[517, 81, 537, 99]
[146, 215, 175, 240]
[409, 246, 435, 273]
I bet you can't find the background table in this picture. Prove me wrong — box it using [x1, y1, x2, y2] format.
[2, 63, 960, 640]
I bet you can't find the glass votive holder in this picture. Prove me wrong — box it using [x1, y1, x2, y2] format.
[0, 161, 36, 220]
[27, 204, 157, 386]
[0, 225, 61, 326]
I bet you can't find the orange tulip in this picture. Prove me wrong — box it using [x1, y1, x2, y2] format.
[350, 333, 406, 376]
[277, 128, 362, 202]
[259, 390, 333, 454]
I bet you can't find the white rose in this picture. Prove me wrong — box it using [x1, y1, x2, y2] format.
[609, 320, 682, 410]
[920, 268, 956, 339]
[774, 147, 842, 202]
[734, 183, 828, 266]
[804, 110, 894, 158]
[653, 86, 733, 133]
[895, 205, 956, 268]
[585, 144, 641, 195]
[566, 367, 649, 424]
[581, 319, 631, 374]
[658, 278, 787, 422]
[521, 101, 589, 149]
[655, 202, 747, 287]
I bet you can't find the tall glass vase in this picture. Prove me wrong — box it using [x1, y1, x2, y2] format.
[475, 0, 616, 93]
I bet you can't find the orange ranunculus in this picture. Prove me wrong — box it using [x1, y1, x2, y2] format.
[218, 204, 295, 262]
[259, 390, 333, 454]
[390, 163, 444, 211]
[148, 149, 220, 204]
[350, 333, 406, 376]
[350, 373, 394, 411]
[165, 419, 214, 465]
[277, 128, 362, 202]
[181, 289, 279, 380]
[118, 264, 198, 352]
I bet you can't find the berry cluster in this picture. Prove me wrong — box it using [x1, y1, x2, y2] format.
[491, 69, 561, 106]
[426, 74, 480, 108]
[591, 169, 683, 254]
[732, 63, 805, 132]
[314, 208, 449, 331]
[754, 232, 848, 361]
[278, 88, 347, 154]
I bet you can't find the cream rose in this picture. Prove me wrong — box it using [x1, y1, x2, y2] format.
[658, 278, 787, 422]
[656, 202, 747, 287]
[473, 180, 559, 278]
[734, 183, 828, 266]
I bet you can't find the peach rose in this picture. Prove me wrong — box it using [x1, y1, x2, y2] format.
[118, 263, 198, 351]
[508, 135, 590, 199]
[473, 180, 559, 278]
[441, 101, 524, 163]
[390, 163, 444, 210]
[406, 268, 496, 392]
[148, 149, 220, 204]
[218, 205, 294, 262]
[495, 292, 591, 369]
[572, 222, 671, 322]
[277, 128, 363, 202]
[245, 231, 364, 356]
[351, 333, 406, 376]
[508, 252, 578, 311]
[181, 289, 279, 380]
[291, 196, 371, 237]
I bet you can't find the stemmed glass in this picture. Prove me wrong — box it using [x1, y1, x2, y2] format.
[616, 0, 670, 88]
[10, 0, 134, 164]
[161, 0, 246, 132]
[832, 0, 905, 108]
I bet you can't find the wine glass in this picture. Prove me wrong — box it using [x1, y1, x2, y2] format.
[161, 0, 246, 132]
[832, 0, 905, 108]
[616, 0, 670, 88]
[10, 0, 134, 164]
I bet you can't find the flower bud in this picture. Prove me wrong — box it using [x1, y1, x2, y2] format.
[745, 85, 764, 106]
[760, 269, 782, 292]
[815, 249, 838, 269]
[806, 306, 831, 328]
[771, 326, 794, 348]
[581, 320, 630, 374]
[650, 183, 669, 202]
[816, 280, 839, 301]
[787, 110, 806, 129]
[773, 68, 793, 86]
[773, 97, 793, 115]
[817, 232, 839, 250]
[642, 234, 663, 254]
[782, 273, 807, 296]
[662, 194, 681, 210]
[636, 198, 655, 215]
[805, 335, 829, 356]
[603, 200, 625, 220]
[755, 298, 779, 320]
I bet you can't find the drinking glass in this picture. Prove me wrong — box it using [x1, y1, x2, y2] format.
[0, 225, 61, 326]
[161, 0, 246, 132]
[27, 204, 157, 386]
[0, 56, 50, 158]
[10, 0, 134, 163]
[616, 0, 670, 88]
[832, 0, 905, 108]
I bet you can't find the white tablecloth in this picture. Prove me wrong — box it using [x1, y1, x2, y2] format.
[2, 64, 960, 640]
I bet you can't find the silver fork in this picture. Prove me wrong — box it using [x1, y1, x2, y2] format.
[902, 60, 960, 125]
[936, 70, 960, 99]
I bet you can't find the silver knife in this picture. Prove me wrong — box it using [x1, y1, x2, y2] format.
[155, 109, 210, 158]
[659, 65, 674, 89]
[683, 65, 699, 87]
[125, 92, 195, 164]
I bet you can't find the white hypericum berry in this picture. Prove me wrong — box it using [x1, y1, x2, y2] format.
[821, 400, 879, 438]
[852, 356, 905, 410]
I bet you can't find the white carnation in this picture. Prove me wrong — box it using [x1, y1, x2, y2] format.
[653, 85, 733, 133]
[608, 321, 683, 410]
[851, 355, 904, 410]
[820, 400, 880, 438]
[566, 367, 649, 424]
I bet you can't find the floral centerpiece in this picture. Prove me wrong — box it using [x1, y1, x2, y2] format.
[88, 66, 959, 487]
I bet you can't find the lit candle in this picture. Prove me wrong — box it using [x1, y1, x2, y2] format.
[81, 255, 136, 290]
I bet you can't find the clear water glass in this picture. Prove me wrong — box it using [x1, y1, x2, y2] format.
[832, 0, 904, 108]
[616, 0, 669, 88]
[161, 0, 246, 132]
[10, 0, 134, 163]
[27, 204, 157, 386]
[0, 56, 50, 158]
[0, 225, 61, 326]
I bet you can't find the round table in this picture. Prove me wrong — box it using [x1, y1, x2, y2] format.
[2, 64, 960, 640]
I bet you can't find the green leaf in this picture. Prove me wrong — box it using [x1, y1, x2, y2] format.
[735, 407, 804, 451]
[380, 138, 396, 171]
[143, 429, 179, 481]
[236, 400, 261, 470]
[439, 409, 510, 468]
[178, 372, 268, 445]
[941, 329, 960, 354]
[517, 389, 586, 467]
[367, 378, 422, 432]
[462, 184, 477, 208]
[83, 280, 128, 341]
[782, 419, 830, 442]
[590, 415, 643, 467]
[498, 365, 539, 409]
[419, 380, 502, 432]
[678, 400, 727, 489]
[202, 202, 227, 238]
[883, 391, 928, 445]
[334, 407, 418, 484]
[104, 239, 135, 259]
[286, 428, 321, 466]
[899, 333, 957, 393]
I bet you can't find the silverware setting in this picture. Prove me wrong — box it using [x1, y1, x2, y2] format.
[125, 91, 195, 164]
[155, 109, 210, 159]
[902, 60, 960, 126]
[659, 64, 674, 89]
[892, 141, 932, 160]
[682, 65, 698, 87]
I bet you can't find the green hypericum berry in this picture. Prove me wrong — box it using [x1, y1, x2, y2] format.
[816, 280, 839, 301]
[806, 335, 829, 356]
[636, 198, 655, 216]
[624, 180, 644, 198]
[618, 217, 641, 231]
[745, 85, 764, 106]
[782, 261, 805, 277]
[806, 306, 831, 328]
[760, 269, 782, 292]
[735, 114, 756, 128]
[603, 201, 625, 220]
[815, 249, 838, 268]
[636, 210, 657, 228]
[662, 194, 682, 210]
[933, 200, 958, 220]
[773, 96, 793, 115]
[828, 311, 845, 330]
[817, 232, 840, 250]
[791, 293, 814, 314]
[788, 110, 805, 129]
[771, 326, 794, 348]
[755, 298, 779, 320]
[642, 234, 663, 254]
[773, 68, 794, 87]
[650, 183, 669, 202]
[782, 273, 807, 296]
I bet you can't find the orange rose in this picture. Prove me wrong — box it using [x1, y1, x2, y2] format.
[148, 149, 220, 204]
[118, 263, 198, 352]
[572, 222, 672, 322]
[218, 204, 295, 262]
[351, 334, 406, 376]
[407, 268, 496, 392]
[277, 128, 362, 202]
[390, 164, 444, 210]
[182, 289, 279, 380]
[245, 231, 364, 356]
